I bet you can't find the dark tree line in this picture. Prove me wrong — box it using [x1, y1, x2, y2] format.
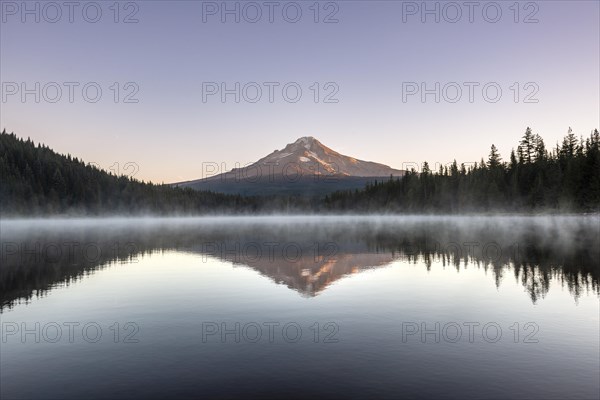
[325, 128, 600, 213]
[0, 130, 263, 215]
[1, 127, 599, 215]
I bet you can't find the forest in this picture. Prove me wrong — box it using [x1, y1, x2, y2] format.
[1, 127, 598, 215]
[0, 130, 260, 215]
[325, 128, 600, 213]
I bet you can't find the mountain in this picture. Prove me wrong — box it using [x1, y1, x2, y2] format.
[174, 136, 405, 196]
[250, 136, 405, 177]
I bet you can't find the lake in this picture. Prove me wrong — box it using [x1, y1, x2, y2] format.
[1, 216, 599, 399]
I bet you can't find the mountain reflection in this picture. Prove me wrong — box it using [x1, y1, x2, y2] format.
[1, 216, 598, 309]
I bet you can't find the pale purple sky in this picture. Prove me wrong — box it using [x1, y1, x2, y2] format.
[1, 0, 599, 183]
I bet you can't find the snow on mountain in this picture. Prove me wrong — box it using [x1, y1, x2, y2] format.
[173, 136, 405, 195]
[245, 136, 405, 178]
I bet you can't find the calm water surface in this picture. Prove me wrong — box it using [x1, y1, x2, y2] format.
[1, 216, 599, 399]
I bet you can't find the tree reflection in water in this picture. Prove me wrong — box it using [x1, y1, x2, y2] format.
[1, 216, 598, 310]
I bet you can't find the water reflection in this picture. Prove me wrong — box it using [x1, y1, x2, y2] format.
[1, 215, 598, 309]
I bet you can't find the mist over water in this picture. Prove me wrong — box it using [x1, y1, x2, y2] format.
[1, 215, 599, 399]
[2, 214, 599, 306]
[4, 214, 599, 239]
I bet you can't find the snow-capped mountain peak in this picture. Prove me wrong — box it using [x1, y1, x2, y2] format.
[253, 136, 403, 177]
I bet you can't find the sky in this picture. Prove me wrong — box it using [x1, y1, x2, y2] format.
[1, 0, 599, 183]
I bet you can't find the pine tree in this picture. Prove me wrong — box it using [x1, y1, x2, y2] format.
[534, 134, 546, 162]
[519, 127, 535, 163]
[487, 144, 502, 168]
[561, 127, 578, 158]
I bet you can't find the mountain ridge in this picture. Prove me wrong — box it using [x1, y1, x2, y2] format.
[174, 136, 405, 195]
